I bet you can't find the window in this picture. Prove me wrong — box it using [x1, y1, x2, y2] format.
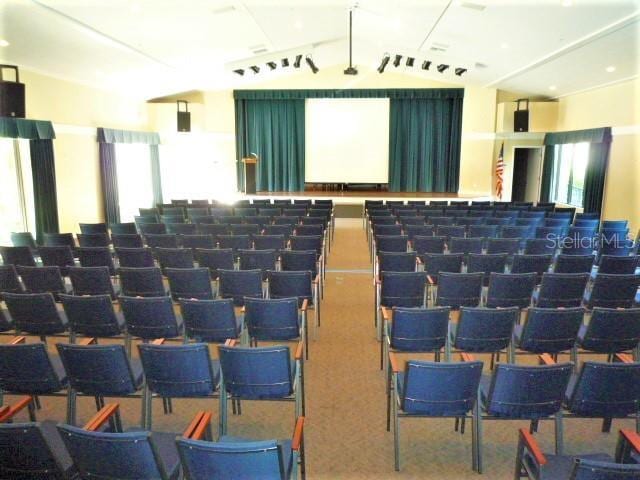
[0, 139, 35, 244]
[549, 142, 589, 208]
[115, 143, 154, 222]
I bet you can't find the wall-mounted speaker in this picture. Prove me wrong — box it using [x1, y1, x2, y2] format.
[177, 100, 190, 132]
[514, 98, 529, 132]
[0, 65, 25, 118]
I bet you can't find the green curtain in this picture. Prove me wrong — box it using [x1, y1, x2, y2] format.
[234, 99, 305, 192]
[388, 97, 463, 192]
[29, 140, 60, 243]
[539, 145, 555, 202]
[583, 141, 610, 214]
[97, 128, 160, 145]
[234, 88, 464, 100]
[0, 117, 55, 140]
[544, 127, 611, 146]
[149, 144, 163, 206]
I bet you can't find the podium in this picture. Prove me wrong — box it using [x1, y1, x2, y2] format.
[242, 156, 258, 194]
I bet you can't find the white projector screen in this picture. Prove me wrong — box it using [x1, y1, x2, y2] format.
[305, 98, 389, 183]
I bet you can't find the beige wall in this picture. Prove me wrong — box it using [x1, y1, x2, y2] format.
[555, 79, 639, 232]
[21, 69, 150, 232]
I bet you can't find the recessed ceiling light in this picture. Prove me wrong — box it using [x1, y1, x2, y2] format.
[561, 0, 573, 6]
[0, 39, 9, 47]
[549, 85, 557, 91]
[500, 42, 509, 49]
[606, 65, 616, 72]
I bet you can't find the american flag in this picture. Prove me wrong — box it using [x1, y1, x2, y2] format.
[495, 142, 505, 199]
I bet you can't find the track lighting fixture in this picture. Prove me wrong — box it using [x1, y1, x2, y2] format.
[250, 65, 260, 74]
[406, 57, 414, 67]
[305, 56, 319, 74]
[421, 60, 431, 70]
[377, 54, 390, 73]
[437, 64, 449, 73]
[455, 67, 467, 76]
[293, 55, 302, 68]
[267, 61, 277, 70]
[233, 69, 244, 76]
[282, 58, 289, 67]
[393, 54, 402, 67]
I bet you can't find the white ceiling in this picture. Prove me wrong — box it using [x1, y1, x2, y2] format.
[0, 0, 638, 100]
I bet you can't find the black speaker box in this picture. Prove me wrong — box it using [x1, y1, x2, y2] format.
[514, 98, 529, 132]
[177, 100, 190, 132]
[0, 65, 25, 118]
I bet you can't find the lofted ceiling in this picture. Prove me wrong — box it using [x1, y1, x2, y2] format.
[0, 0, 638, 100]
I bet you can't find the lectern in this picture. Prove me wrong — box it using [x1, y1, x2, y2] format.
[242, 156, 258, 194]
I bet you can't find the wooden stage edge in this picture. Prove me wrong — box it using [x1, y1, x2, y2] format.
[246, 191, 493, 206]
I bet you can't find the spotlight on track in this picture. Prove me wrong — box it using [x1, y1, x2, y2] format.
[393, 54, 402, 67]
[421, 60, 432, 70]
[406, 57, 414, 67]
[250, 65, 260, 74]
[305, 56, 319, 74]
[267, 61, 277, 70]
[437, 64, 449, 73]
[233, 69, 244, 76]
[293, 55, 302, 68]
[282, 58, 290, 67]
[377, 54, 390, 73]
[455, 67, 467, 76]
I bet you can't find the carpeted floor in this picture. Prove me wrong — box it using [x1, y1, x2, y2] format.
[4, 218, 635, 479]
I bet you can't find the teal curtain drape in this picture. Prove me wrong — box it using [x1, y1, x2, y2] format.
[234, 99, 305, 192]
[539, 145, 555, 203]
[544, 127, 611, 146]
[97, 128, 160, 145]
[388, 97, 463, 192]
[234, 88, 464, 100]
[99, 142, 120, 225]
[0, 117, 56, 140]
[29, 140, 60, 243]
[149, 144, 163, 206]
[583, 141, 610, 214]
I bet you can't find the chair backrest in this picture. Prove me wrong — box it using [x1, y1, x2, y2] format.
[378, 251, 417, 273]
[571, 458, 640, 479]
[413, 235, 446, 255]
[116, 247, 155, 268]
[245, 297, 300, 341]
[10, 231, 37, 249]
[0, 264, 24, 294]
[218, 345, 293, 399]
[511, 254, 553, 278]
[268, 270, 313, 306]
[109, 222, 137, 235]
[468, 225, 499, 238]
[453, 306, 519, 352]
[290, 235, 323, 254]
[3, 291, 66, 335]
[390, 306, 450, 352]
[218, 234, 251, 251]
[138, 223, 167, 235]
[43, 233, 75, 249]
[58, 425, 170, 480]
[422, 253, 463, 279]
[17, 266, 66, 296]
[119, 267, 165, 297]
[166, 267, 213, 301]
[218, 269, 263, 306]
[77, 233, 110, 248]
[156, 247, 194, 272]
[518, 307, 584, 353]
[280, 250, 318, 277]
[38, 246, 75, 276]
[180, 298, 239, 342]
[537, 272, 590, 308]
[139, 207, 159, 217]
[166, 223, 197, 235]
[0, 342, 66, 394]
[380, 271, 426, 308]
[238, 249, 277, 279]
[485, 363, 573, 418]
[0, 423, 69, 478]
[0, 246, 36, 267]
[466, 254, 507, 282]
[138, 343, 217, 397]
[77, 247, 115, 275]
[57, 343, 139, 396]
[487, 238, 521, 255]
[566, 361, 640, 417]
[196, 248, 235, 280]
[181, 234, 215, 251]
[436, 272, 483, 308]
[120, 295, 181, 339]
[60, 293, 122, 337]
[112, 233, 144, 248]
[145, 234, 179, 250]
[69, 266, 116, 298]
[524, 238, 557, 255]
[486, 273, 536, 308]
[588, 274, 640, 309]
[253, 235, 286, 251]
[198, 224, 230, 237]
[579, 307, 640, 353]
[598, 255, 640, 275]
[401, 360, 483, 416]
[177, 437, 288, 480]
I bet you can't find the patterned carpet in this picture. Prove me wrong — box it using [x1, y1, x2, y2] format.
[4, 218, 635, 479]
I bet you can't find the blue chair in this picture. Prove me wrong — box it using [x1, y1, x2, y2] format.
[57, 342, 143, 424]
[413, 235, 446, 255]
[536, 226, 565, 240]
[139, 207, 160, 218]
[599, 231, 633, 256]
[253, 234, 286, 251]
[218, 343, 303, 435]
[375, 236, 408, 258]
[198, 223, 230, 237]
[17, 266, 70, 298]
[269, 270, 319, 329]
[449, 237, 484, 256]
[376, 272, 427, 340]
[218, 234, 251, 252]
[166, 267, 213, 300]
[116, 247, 155, 268]
[145, 233, 179, 250]
[177, 415, 306, 480]
[388, 356, 483, 471]
[404, 224, 433, 240]
[264, 224, 294, 239]
[230, 224, 260, 236]
[77, 233, 110, 248]
[156, 247, 194, 273]
[77, 247, 116, 275]
[3, 292, 68, 338]
[435, 272, 483, 309]
[218, 269, 263, 306]
[598, 255, 640, 275]
[110, 222, 138, 235]
[377, 251, 417, 275]
[511, 254, 553, 282]
[60, 293, 124, 341]
[467, 254, 507, 286]
[295, 224, 324, 237]
[181, 234, 215, 252]
[576, 307, 640, 358]
[112, 233, 144, 248]
[486, 273, 536, 308]
[536, 273, 590, 308]
[487, 238, 521, 255]
[43, 233, 76, 250]
[166, 223, 197, 235]
[586, 274, 640, 309]
[422, 253, 463, 301]
[138, 342, 220, 429]
[514, 428, 640, 479]
[180, 298, 243, 343]
[69, 266, 117, 298]
[514, 307, 584, 360]
[196, 248, 234, 281]
[210, 207, 234, 217]
[10, 231, 37, 250]
[245, 216, 272, 228]
[501, 226, 533, 240]
[437, 226, 466, 240]
[138, 222, 167, 235]
[0, 264, 24, 295]
[232, 207, 255, 216]
[238, 249, 277, 280]
[524, 238, 557, 255]
[120, 296, 182, 342]
[290, 235, 323, 260]
[0, 246, 36, 267]
[469, 225, 499, 238]
[119, 267, 165, 297]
